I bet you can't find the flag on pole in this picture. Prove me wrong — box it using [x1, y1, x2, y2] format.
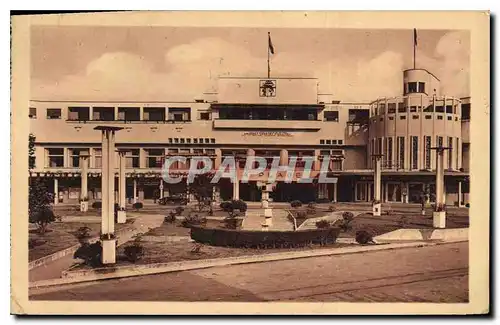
[268, 32, 275, 55]
[414, 28, 418, 46]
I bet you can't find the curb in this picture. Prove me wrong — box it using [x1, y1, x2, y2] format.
[373, 228, 468, 242]
[29, 226, 136, 271]
[29, 240, 457, 291]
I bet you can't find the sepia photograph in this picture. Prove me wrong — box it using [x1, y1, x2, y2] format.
[10, 11, 489, 315]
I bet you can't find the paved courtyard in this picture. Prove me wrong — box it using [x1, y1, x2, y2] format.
[30, 241, 468, 302]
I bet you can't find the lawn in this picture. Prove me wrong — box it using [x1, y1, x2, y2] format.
[29, 221, 130, 262]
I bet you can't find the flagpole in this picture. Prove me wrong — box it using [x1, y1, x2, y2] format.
[267, 32, 270, 79]
[413, 29, 416, 69]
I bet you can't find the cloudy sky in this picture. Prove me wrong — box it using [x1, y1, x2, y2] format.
[31, 26, 470, 102]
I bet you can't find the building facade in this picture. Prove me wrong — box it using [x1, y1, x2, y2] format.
[28, 69, 470, 205]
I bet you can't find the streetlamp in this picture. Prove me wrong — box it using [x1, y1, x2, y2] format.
[371, 153, 384, 217]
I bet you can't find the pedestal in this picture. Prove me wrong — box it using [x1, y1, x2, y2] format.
[433, 211, 446, 228]
[101, 239, 116, 264]
[117, 210, 127, 224]
[80, 201, 89, 212]
[372, 203, 381, 217]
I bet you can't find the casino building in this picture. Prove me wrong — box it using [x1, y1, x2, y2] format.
[28, 68, 470, 206]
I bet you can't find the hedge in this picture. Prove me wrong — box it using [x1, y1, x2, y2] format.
[190, 226, 341, 248]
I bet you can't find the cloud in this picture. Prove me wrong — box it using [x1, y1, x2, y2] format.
[31, 32, 470, 102]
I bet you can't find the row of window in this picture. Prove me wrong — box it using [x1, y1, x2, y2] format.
[376, 115, 459, 121]
[29, 107, 204, 122]
[168, 138, 216, 144]
[374, 104, 459, 115]
[319, 139, 344, 145]
[370, 135, 460, 170]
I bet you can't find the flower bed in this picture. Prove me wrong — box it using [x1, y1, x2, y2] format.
[191, 226, 341, 248]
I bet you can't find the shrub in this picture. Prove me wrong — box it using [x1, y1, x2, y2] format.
[296, 211, 307, 219]
[290, 200, 302, 208]
[91, 201, 102, 209]
[175, 206, 184, 216]
[133, 202, 143, 211]
[315, 198, 330, 204]
[342, 211, 354, 222]
[76, 226, 92, 240]
[29, 206, 56, 234]
[328, 205, 336, 212]
[315, 219, 331, 229]
[181, 214, 207, 228]
[124, 242, 144, 262]
[164, 211, 176, 223]
[465, 203, 470, 208]
[307, 202, 316, 209]
[73, 242, 103, 267]
[220, 200, 247, 218]
[355, 230, 375, 245]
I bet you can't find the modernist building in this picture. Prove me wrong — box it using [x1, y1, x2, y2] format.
[28, 68, 470, 206]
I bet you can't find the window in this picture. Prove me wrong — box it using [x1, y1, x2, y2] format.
[376, 138, 382, 156]
[186, 138, 191, 144]
[400, 115, 406, 120]
[69, 148, 89, 167]
[425, 115, 432, 119]
[47, 148, 64, 167]
[205, 138, 210, 144]
[146, 149, 165, 168]
[447, 116, 452, 121]
[379, 103, 386, 114]
[410, 106, 417, 112]
[437, 115, 443, 120]
[169, 107, 191, 122]
[398, 103, 406, 113]
[423, 105, 433, 112]
[193, 148, 203, 155]
[180, 138, 185, 144]
[411, 136, 418, 170]
[397, 137, 405, 169]
[332, 140, 338, 144]
[93, 107, 115, 121]
[388, 103, 396, 114]
[425, 136, 431, 169]
[126, 149, 140, 168]
[418, 82, 425, 93]
[380, 117, 384, 122]
[389, 116, 394, 120]
[435, 106, 444, 113]
[118, 107, 140, 121]
[461, 103, 470, 120]
[320, 140, 325, 144]
[174, 138, 179, 144]
[206, 149, 215, 155]
[29, 107, 37, 119]
[47, 108, 61, 119]
[193, 138, 198, 144]
[446, 105, 453, 114]
[412, 115, 419, 119]
[144, 107, 165, 121]
[338, 140, 343, 145]
[387, 137, 393, 168]
[324, 111, 339, 122]
[168, 138, 173, 143]
[211, 138, 215, 143]
[408, 82, 417, 93]
[94, 149, 102, 168]
[448, 137, 453, 169]
[68, 107, 90, 121]
[200, 112, 211, 120]
[326, 140, 331, 144]
[437, 136, 443, 148]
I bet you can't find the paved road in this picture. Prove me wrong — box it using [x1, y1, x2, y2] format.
[30, 242, 468, 302]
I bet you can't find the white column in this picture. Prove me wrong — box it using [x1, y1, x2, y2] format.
[108, 131, 116, 234]
[233, 177, 239, 200]
[279, 149, 288, 166]
[458, 181, 463, 207]
[373, 156, 382, 216]
[133, 178, 137, 203]
[80, 151, 89, 211]
[159, 179, 164, 199]
[101, 130, 109, 234]
[433, 149, 446, 228]
[53, 177, 59, 205]
[333, 182, 338, 203]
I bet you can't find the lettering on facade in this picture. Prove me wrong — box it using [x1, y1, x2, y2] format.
[242, 131, 293, 137]
[259, 79, 276, 97]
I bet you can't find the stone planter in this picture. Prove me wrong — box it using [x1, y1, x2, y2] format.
[117, 210, 127, 223]
[101, 238, 117, 264]
[433, 211, 446, 228]
[372, 203, 381, 217]
[80, 201, 89, 212]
